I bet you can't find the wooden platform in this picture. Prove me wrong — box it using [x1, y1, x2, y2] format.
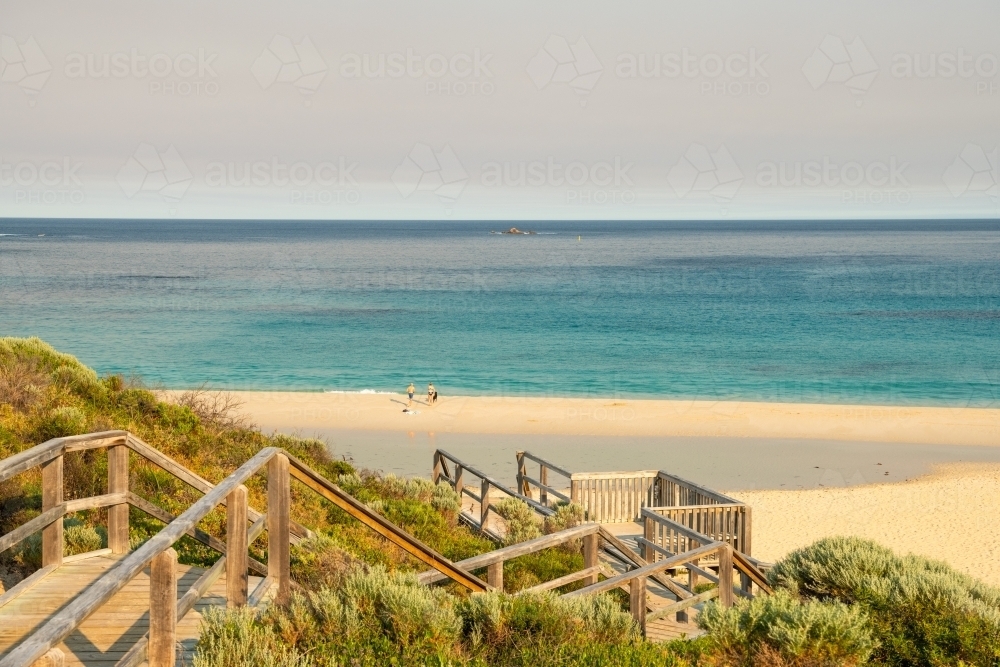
[0, 553, 257, 667]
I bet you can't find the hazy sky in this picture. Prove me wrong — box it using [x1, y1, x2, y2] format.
[2, 0, 999, 220]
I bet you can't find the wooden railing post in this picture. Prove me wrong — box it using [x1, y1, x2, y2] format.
[642, 514, 654, 561]
[454, 465, 464, 500]
[718, 544, 734, 608]
[41, 454, 63, 567]
[678, 557, 701, 623]
[108, 444, 129, 554]
[149, 548, 177, 667]
[629, 576, 647, 635]
[268, 453, 291, 605]
[515, 451, 528, 496]
[582, 533, 598, 585]
[227, 484, 249, 608]
[539, 464, 548, 507]
[479, 478, 491, 532]
[432, 452, 442, 484]
[487, 561, 503, 590]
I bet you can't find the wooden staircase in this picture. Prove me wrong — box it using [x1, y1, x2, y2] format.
[1, 434, 771, 666]
[0, 432, 490, 667]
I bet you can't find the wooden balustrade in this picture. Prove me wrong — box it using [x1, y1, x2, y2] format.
[417, 523, 600, 586]
[641, 505, 752, 558]
[653, 471, 741, 507]
[433, 449, 550, 537]
[514, 451, 747, 525]
[0, 433, 489, 667]
[516, 451, 573, 508]
[570, 470, 661, 523]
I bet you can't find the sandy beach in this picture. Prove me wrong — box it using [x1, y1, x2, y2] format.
[167, 390, 1000, 583]
[730, 463, 1000, 585]
[210, 390, 1000, 446]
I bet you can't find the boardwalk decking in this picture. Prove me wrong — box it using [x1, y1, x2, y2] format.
[0, 553, 259, 667]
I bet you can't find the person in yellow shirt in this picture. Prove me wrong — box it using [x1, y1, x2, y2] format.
[406, 383, 415, 406]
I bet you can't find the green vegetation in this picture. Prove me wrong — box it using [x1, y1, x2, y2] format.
[5, 339, 1000, 665]
[698, 589, 874, 666]
[769, 536, 1000, 666]
[0, 337, 495, 583]
[192, 565, 687, 667]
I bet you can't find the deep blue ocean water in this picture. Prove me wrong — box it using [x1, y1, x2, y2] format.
[1, 219, 998, 406]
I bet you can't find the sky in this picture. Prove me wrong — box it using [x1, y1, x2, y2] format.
[2, 0, 999, 220]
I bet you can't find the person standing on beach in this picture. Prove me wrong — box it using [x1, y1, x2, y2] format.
[428, 382, 437, 405]
[406, 382, 415, 406]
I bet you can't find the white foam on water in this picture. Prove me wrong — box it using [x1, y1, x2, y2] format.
[325, 389, 397, 394]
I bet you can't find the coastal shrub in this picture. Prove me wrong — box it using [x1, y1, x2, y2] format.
[34, 406, 88, 440]
[15, 518, 108, 567]
[502, 548, 586, 593]
[290, 533, 359, 591]
[193, 564, 661, 667]
[0, 356, 51, 411]
[193, 606, 309, 667]
[543, 501, 585, 535]
[698, 589, 874, 666]
[52, 364, 105, 402]
[175, 386, 251, 431]
[494, 497, 542, 546]
[769, 536, 1000, 666]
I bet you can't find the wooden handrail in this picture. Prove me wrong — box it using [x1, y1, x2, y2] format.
[286, 453, 488, 593]
[564, 541, 723, 598]
[646, 587, 720, 623]
[125, 434, 311, 542]
[516, 451, 574, 479]
[0, 431, 128, 483]
[416, 523, 600, 585]
[0, 447, 280, 667]
[516, 474, 571, 503]
[1, 436, 492, 666]
[434, 450, 553, 533]
[641, 508, 714, 545]
[568, 470, 660, 480]
[656, 470, 742, 505]
[732, 549, 772, 594]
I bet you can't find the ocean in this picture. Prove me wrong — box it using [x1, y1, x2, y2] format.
[1, 219, 998, 407]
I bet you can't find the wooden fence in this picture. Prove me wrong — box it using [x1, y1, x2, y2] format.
[641, 504, 752, 557]
[417, 521, 771, 637]
[0, 432, 489, 667]
[433, 449, 551, 537]
[514, 451, 747, 535]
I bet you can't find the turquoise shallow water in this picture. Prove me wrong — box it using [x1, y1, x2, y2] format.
[1, 219, 998, 406]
